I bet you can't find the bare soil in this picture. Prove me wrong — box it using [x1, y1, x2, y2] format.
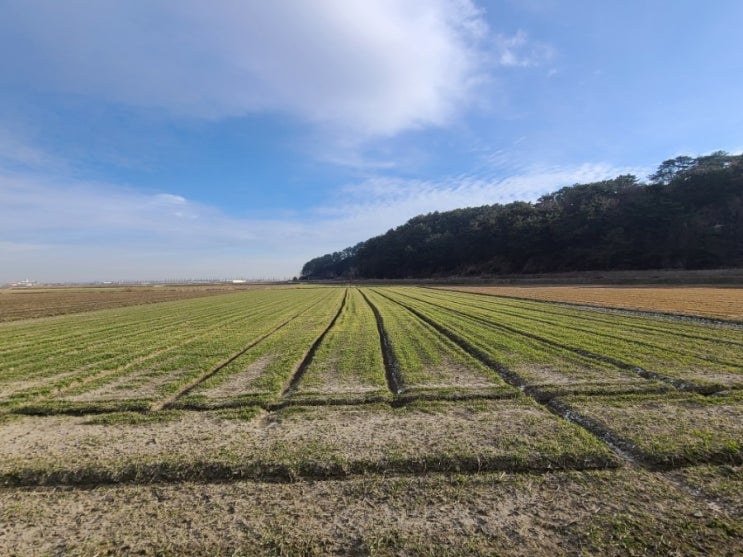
[443, 285, 743, 321]
[404, 356, 503, 391]
[514, 362, 649, 386]
[292, 355, 388, 396]
[64, 368, 187, 402]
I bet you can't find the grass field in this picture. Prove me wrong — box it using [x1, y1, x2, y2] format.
[0, 284, 741, 555]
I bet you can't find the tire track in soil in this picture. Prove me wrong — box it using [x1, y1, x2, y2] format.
[372, 289, 708, 471]
[428, 286, 743, 329]
[280, 289, 349, 398]
[423, 291, 742, 369]
[439, 290, 743, 349]
[392, 289, 726, 395]
[155, 291, 341, 411]
[359, 289, 405, 396]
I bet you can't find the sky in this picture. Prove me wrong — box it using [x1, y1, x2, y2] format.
[1, 1, 742, 283]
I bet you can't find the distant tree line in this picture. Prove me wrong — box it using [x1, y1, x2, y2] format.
[300, 152, 743, 279]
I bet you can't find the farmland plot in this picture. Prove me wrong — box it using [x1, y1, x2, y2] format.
[390, 287, 743, 393]
[286, 288, 390, 404]
[551, 391, 743, 467]
[378, 288, 667, 399]
[175, 287, 347, 408]
[1, 284, 742, 556]
[0, 399, 616, 487]
[0, 284, 245, 322]
[0, 288, 338, 413]
[444, 285, 743, 321]
[364, 288, 515, 399]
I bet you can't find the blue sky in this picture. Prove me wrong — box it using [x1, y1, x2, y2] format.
[1, 0, 742, 282]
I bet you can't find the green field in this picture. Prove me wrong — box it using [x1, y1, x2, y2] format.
[1, 285, 741, 555]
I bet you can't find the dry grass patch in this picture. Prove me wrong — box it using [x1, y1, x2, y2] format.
[666, 464, 743, 519]
[0, 468, 740, 556]
[0, 399, 616, 486]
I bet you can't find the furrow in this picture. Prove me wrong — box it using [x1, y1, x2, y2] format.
[371, 289, 659, 470]
[393, 289, 717, 394]
[359, 289, 405, 395]
[280, 288, 349, 398]
[156, 312, 306, 411]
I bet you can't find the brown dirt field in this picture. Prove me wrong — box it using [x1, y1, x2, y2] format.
[442, 286, 743, 321]
[1, 468, 740, 556]
[0, 284, 281, 322]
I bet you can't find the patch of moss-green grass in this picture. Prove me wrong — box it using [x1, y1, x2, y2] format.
[12, 398, 153, 416]
[82, 410, 184, 426]
[214, 406, 263, 422]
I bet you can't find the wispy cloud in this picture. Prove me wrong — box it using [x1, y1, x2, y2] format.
[492, 30, 554, 68]
[0, 158, 640, 282]
[0, 130, 63, 171]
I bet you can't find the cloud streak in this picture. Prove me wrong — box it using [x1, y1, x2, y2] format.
[0, 159, 638, 282]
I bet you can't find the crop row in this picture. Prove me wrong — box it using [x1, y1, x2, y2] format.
[389, 287, 743, 392]
[0, 288, 340, 412]
[2, 286, 526, 414]
[177, 287, 512, 409]
[0, 285, 741, 478]
[3, 285, 741, 413]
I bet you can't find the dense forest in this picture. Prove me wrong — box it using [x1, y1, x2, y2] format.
[301, 152, 743, 279]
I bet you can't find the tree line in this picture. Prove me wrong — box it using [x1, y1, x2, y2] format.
[300, 152, 743, 279]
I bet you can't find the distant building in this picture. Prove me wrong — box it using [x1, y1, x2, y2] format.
[9, 278, 37, 287]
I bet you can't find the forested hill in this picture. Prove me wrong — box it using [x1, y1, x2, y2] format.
[301, 152, 743, 279]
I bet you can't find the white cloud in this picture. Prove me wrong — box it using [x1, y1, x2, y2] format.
[0, 0, 489, 138]
[492, 30, 554, 68]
